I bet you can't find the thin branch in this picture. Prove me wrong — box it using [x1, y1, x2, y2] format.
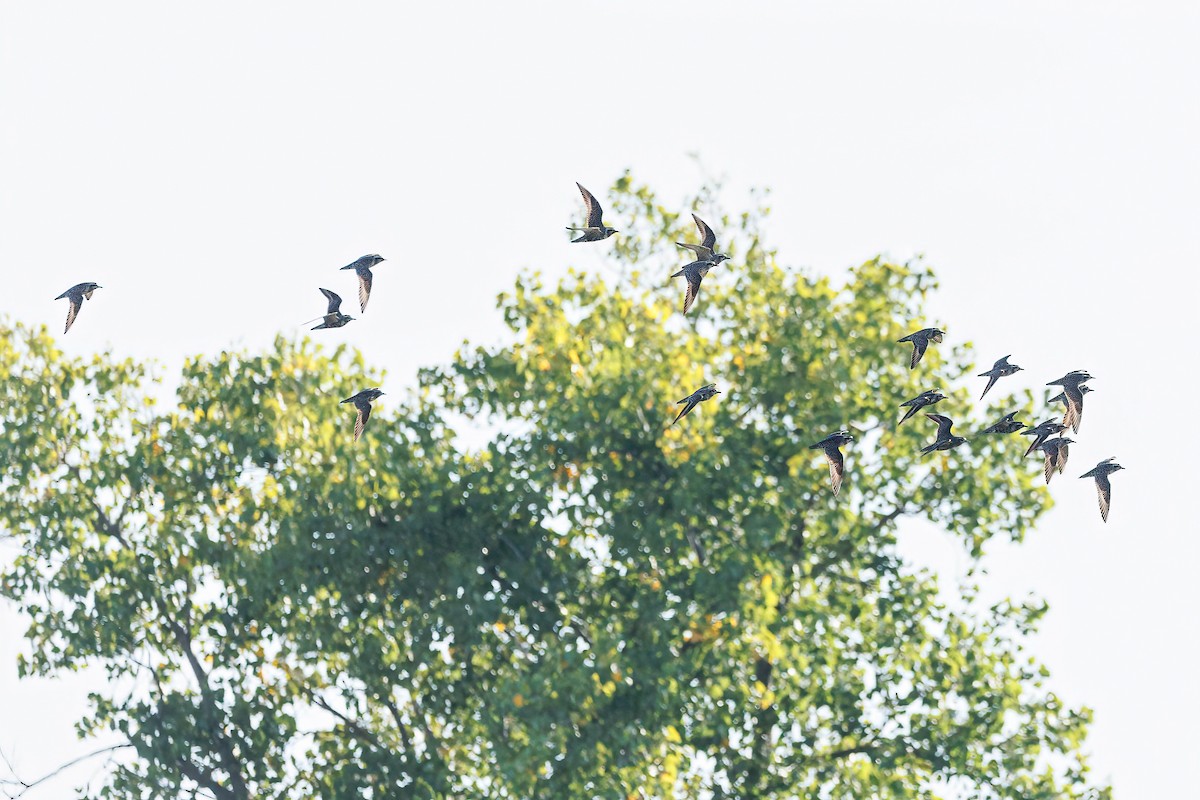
[0, 744, 134, 799]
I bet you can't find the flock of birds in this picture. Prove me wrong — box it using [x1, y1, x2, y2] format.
[49, 182, 1124, 522]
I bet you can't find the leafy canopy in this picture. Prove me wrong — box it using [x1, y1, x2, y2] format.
[0, 176, 1107, 799]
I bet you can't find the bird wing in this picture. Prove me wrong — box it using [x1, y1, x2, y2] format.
[693, 213, 717, 250]
[1095, 474, 1112, 522]
[899, 402, 922, 425]
[1024, 433, 1047, 458]
[909, 338, 928, 370]
[353, 402, 372, 442]
[927, 414, 954, 440]
[1056, 442, 1070, 474]
[683, 271, 703, 314]
[320, 287, 343, 314]
[63, 295, 82, 333]
[823, 446, 845, 497]
[357, 270, 373, 313]
[979, 373, 999, 400]
[577, 182, 604, 229]
[672, 399, 698, 425]
[1043, 451, 1055, 484]
[1063, 383, 1084, 433]
[676, 242, 714, 261]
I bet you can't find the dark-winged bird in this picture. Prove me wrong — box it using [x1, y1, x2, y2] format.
[1046, 370, 1093, 434]
[1035, 436, 1074, 484]
[340, 254, 384, 313]
[676, 213, 729, 266]
[671, 259, 720, 314]
[899, 390, 945, 424]
[978, 355, 1022, 399]
[809, 430, 854, 497]
[1080, 457, 1124, 523]
[982, 411, 1025, 435]
[672, 383, 720, 425]
[55, 282, 102, 334]
[311, 288, 354, 330]
[1021, 419, 1068, 457]
[341, 388, 384, 442]
[897, 327, 945, 370]
[566, 182, 617, 243]
[921, 414, 967, 454]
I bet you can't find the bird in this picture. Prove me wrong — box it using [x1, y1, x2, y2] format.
[981, 411, 1025, 435]
[310, 288, 354, 330]
[1021, 419, 1068, 457]
[921, 413, 967, 454]
[978, 355, 1022, 399]
[54, 282, 102, 334]
[676, 213, 730, 266]
[341, 388, 385, 442]
[809, 430, 854, 497]
[340, 254, 384, 313]
[899, 390, 946, 424]
[1046, 370, 1093, 434]
[672, 383, 720, 425]
[1049, 385, 1093, 408]
[566, 183, 618, 242]
[1079, 457, 1124, 523]
[671, 259, 719, 314]
[897, 327, 945, 370]
[1035, 436, 1074, 484]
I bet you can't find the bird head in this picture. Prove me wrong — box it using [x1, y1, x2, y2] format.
[711, 253, 730, 264]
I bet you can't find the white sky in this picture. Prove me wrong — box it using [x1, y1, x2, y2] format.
[1, 2, 1197, 797]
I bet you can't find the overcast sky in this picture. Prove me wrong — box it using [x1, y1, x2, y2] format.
[2, 2, 1197, 797]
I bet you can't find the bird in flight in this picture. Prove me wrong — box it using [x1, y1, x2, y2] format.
[897, 327, 945, 370]
[566, 183, 618, 243]
[671, 259, 720, 314]
[1046, 370, 1093, 434]
[981, 411, 1025, 435]
[1035, 436, 1074, 484]
[899, 390, 946, 424]
[1079, 457, 1124, 523]
[340, 254, 385, 313]
[672, 383, 720, 425]
[921, 413, 967, 455]
[54, 282, 102, 334]
[676, 213, 729, 266]
[1021, 419, 1068, 457]
[978, 355, 1022, 399]
[809, 430, 854, 497]
[341, 388, 385, 442]
[1049, 385, 1093, 409]
[310, 288, 355, 330]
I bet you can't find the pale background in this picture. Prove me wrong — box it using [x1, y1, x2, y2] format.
[1, 2, 1197, 797]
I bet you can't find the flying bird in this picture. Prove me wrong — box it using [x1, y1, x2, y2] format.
[671, 259, 720, 314]
[566, 182, 618, 243]
[1049, 385, 1093, 408]
[1035, 436, 1074, 484]
[341, 388, 385, 442]
[899, 390, 946, 424]
[1079, 457, 1124, 523]
[310, 288, 355, 330]
[897, 327, 945, 370]
[921, 413, 967, 454]
[978, 355, 1022, 399]
[676, 213, 729, 266]
[809, 430, 854, 497]
[1046, 370, 1093, 434]
[340, 254, 385, 313]
[672, 383, 720, 425]
[981, 411, 1025, 435]
[1021, 419, 1068, 457]
[54, 282, 102, 334]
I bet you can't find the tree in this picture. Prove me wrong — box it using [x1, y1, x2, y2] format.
[0, 176, 1109, 799]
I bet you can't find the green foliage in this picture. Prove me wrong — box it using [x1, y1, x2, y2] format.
[0, 177, 1108, 799]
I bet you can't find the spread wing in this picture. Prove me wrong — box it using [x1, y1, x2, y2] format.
[682, 271, 703, 314]
[356, 270, 373, 313]
[1063, 383, 1084, 433]
[577, 182, 604, 229]
[672, 398, 698, 425]
[899, 402, 921, 425]
[1094, 474, 1112, 522]
[63, 295, 82, 333]
[320, 287, 343, 314]
[909, 338, 928, 370]
[692, 213, 717, 250]
[823, 445, 845, 497]
[926, 413, 954, 440]
[353, 402, 371, 442]
[979, 373, 999, 400]
[676, 242, 714, 261]
[1043, 451, 1056, 484]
